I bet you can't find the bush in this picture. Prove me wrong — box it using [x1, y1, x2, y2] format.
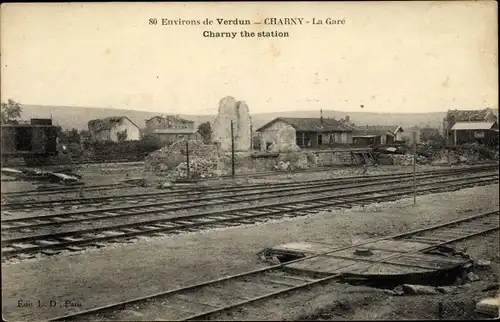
[137, 135, 164, 154]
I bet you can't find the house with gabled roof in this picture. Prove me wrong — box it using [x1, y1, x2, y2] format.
[144, 114, 201, 145]
[87, 116, 140, 142]
[256, 115, 353, 149]
[450, 121, 498, 146]
[443, 108, 498, 144]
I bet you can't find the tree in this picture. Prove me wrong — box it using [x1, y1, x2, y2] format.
[138, 134, 163, 153]
[1, 99, 22, 124]
[420, 127, 443, 143]
[198, 122, 212, 144]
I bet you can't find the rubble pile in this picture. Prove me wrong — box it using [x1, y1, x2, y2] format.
[389, 154, 414, 166]
[306, 153, 319, 167]
[144, 140, 219, 174]
[167, 158, 221, 180]
[275, 152, 308, 171]
[274, 161, 291, 172]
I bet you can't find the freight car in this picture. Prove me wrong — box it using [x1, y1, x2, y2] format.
[1, 119, 60, 166]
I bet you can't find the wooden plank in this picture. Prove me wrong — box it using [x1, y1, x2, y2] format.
[364, 239, 431, 252]
[350, 262, 427, 275]
[271, 242, 335, 255]
[327, 248, 397, 261]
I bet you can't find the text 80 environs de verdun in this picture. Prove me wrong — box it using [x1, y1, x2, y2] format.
[153, 17, 346, 26]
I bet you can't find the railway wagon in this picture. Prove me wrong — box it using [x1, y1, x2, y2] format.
[1, 120, 59, 165]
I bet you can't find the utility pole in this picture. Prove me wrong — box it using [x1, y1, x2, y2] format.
[250, 124, 253, 151]
[413, 130, 417, 205]
[185, 140, 190, 179]
[231, 120, 235, 177]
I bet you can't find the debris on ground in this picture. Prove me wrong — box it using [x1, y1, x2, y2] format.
[481, 284, 499, 293]
[474, 259, 492, 269]
[475, 297, 500, 316]
[171, 158, 220, 179]
[274, 161, 292, 172]
[372, 142, 499, 167]
[1, 167, 81, 185]
[276, 152, 309, 171]
[466, 272, 481, 282]
[144, 140, 221, 178]
[393, 284, 441, 296]
[435, 286, 459, 294]
[1, 168, 23, 176]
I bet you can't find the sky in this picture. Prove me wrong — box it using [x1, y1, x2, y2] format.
[1, 1, 498, 115]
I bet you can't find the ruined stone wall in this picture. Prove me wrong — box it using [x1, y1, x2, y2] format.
[315, 152, 334, 167]
[259, 120, 291, 145]
[212, 96, 252, 152]
[276, 152, 309, 170]
[269, 125, 301, 153]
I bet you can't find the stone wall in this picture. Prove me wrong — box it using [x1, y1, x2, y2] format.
[212, 96, 252, 152]
[269, 125, 301, 153]
[259, 119, 291, 145]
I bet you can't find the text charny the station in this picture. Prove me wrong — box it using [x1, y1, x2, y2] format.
[152, 17, 346, 39]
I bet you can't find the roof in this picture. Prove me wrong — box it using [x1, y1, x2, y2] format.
[145, 115, 194, 123]
[257, 117, 353, 132]
[450, 121, 497, 131]
[1, 123, 57, 128]
[151, 128, 199, 134]
[352, 125, 402, 137]
[353, 135, 379, 138]
[445, 108, 497, 122]
[88, 116, 139, 132]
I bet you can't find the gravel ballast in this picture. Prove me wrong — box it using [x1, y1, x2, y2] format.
[1, 184, 498, 320]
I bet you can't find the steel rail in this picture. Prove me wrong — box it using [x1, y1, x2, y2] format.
[1, 183, 132, 197]
[2, 176, 498, 258]
[1, 168, 444, 209]
[3, 165, 496, 210]
[2, 174, 496, 241]
[181, 214, 499, 321]
[3, 165, 496, 202]
[2, 170, 490, 229]
[46, 210, 499, 321]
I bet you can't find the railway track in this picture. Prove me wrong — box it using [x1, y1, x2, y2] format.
[47, 210, 499, 321]
[1, 171, 498, 260]
[2, 165, 497, 210]
[2, 159, 144, 168]
[1, 182, 137, 199]
[1, 170, 497, 234]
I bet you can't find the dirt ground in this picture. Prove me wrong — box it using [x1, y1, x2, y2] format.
[1, 184, 498, 321]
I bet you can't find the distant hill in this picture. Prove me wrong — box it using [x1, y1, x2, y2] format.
[19, 104, 455, 131]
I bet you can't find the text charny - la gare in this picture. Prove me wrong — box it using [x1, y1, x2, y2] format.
[215, 17, 345, 25]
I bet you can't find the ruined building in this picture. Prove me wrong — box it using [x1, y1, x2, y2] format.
[212, 96, 252, 152]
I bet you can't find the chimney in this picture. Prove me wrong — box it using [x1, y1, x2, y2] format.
[345, 115, 350, 124]
[320, 109, 324, 127]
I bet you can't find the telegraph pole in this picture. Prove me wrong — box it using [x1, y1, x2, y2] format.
[185, 140, 190, 179]
[231, 120, 235, 177]
[413, 130, 417, 205]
